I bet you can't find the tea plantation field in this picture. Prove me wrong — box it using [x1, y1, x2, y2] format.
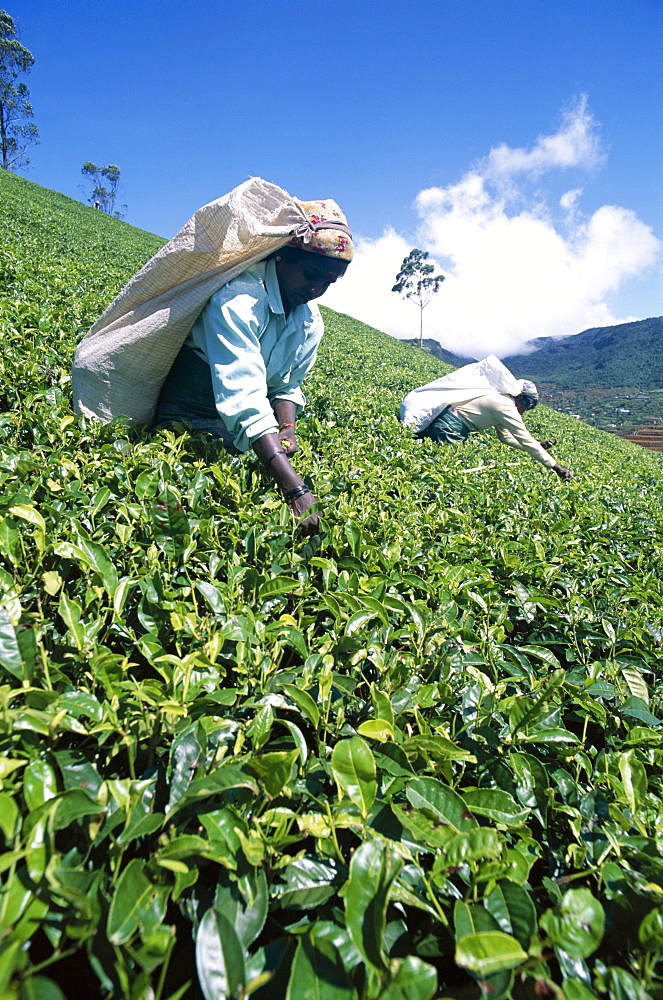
[1, 170, 663, 1000]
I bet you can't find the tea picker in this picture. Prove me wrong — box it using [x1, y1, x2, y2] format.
[400, 355, 574, 480]
[73, 179, 354, 533]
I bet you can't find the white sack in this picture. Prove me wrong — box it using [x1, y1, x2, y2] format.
[399, 354, 526, 431]
[73, 177, 311, 426]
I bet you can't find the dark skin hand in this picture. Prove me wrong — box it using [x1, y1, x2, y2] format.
[251, 249, 349, 534]
[274, 398, 299, 457]
[252, 426, 319, 533]
[551, 462, 574, 481]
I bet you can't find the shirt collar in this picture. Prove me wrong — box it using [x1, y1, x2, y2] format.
[264, 258, 286, 316]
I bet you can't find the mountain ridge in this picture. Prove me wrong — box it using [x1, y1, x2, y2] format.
[503, 316, 663, 388]
[403, 317, 663, 390]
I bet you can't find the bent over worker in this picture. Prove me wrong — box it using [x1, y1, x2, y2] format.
[400, 355, 573, 481]
[73, 181, 353, 535]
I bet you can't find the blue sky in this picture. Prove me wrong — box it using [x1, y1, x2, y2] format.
[8, 0, 663, 357]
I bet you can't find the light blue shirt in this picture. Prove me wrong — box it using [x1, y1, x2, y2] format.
[185, 259, 324, 452]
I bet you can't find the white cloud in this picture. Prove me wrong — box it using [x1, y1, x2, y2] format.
[560, 188, 583, 211]
[484, 95, 604, 181]
[324, 98, 661, 359]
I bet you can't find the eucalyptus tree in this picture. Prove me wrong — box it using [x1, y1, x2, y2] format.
[0, 9, 39, 170]
[81, 161, 125, 217]
[392, 248, 445, 349]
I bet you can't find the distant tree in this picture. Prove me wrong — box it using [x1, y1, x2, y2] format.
[0, 9, 39, 171]
[392, 248, 445, 349]
[81, 162, 126, 218]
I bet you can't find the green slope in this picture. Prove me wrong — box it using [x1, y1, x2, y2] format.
[1, 170, 663, 1000]
[505, 316, 663, 389]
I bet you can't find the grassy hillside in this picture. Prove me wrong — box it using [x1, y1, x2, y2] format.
[505, 318, 663, 390]
[1, 170, 663, 1000]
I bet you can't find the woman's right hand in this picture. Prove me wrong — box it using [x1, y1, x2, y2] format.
[288, 490, 319, 534]
[252, 432, 320, 534]
[552, 463, 574, 481]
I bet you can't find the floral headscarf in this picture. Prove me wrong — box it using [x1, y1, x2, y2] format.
[289, 199, 354, 261]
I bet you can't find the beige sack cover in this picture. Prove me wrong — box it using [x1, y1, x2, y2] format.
[73, 177, 311, 425]
[400, 355, 526, 431]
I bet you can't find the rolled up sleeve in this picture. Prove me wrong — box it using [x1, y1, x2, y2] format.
[195, 289, 278, 452]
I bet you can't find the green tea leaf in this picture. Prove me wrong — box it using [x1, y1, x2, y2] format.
[214, 868, 268, 948]
[620, 664, 649, 703]
[0, 792, 19, 840]
[58, 592, 85, 652]
[510, 751, 549, 825]
[286, 933, 354, 1000]
[74, 532, 118, 594]
[277, 856, 341, 910]
[462, 788, 529, 826]
[0, 605, 25, 680]
[342, 839, 401, 971]
[638, 908, 663, 950]
[562, 981, 600, 1000]
[280, 682, 320, 728]
[357, 719, 394, 742]
[406, 776, 476, 831]
[618, 750, 647, 814]
[454, 900, 501, 938]
[107, 859, 159, 945]
[331, 737, 377, 817]
[23, 761, 58, 811]
[196, 907, 246, 1000]
[540, 888, 605, 958]
[522, 728, 578, 745]
[621, 697, 661, 727]
[8, 504, 46, 532]
[381, 956, 437, 1000]
[345, 609, 379, 635]
[516, 646, 562, 669]
[167, 722, 206, 812]
[485, 882, 537, 950]
[20, 976, 67, 1000]
[455, 931, 527, 976]
[602, 968, 649, 1000]
[258, 576, 301, 601]
[249, 750, 298, 798]
[195, 580, 226, 615]
[53, 789, 105, 829]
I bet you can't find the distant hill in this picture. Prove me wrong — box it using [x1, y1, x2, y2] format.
[398, 338, 472, 368]
[504, 317, 663, 388]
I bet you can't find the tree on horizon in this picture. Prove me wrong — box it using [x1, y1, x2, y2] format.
[392, 248, 445, 349]
[81, 161, 126, 218]
[0, 9, 39, 171]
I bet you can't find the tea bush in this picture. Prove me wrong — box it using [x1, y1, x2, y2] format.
[1, 170, 662, 1000]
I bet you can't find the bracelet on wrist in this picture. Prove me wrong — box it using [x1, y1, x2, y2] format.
[284, 483, 312, 501]
[278, 422, 296, 431]
[263, 449, 287, 466]
[285, 490, 312, 505]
